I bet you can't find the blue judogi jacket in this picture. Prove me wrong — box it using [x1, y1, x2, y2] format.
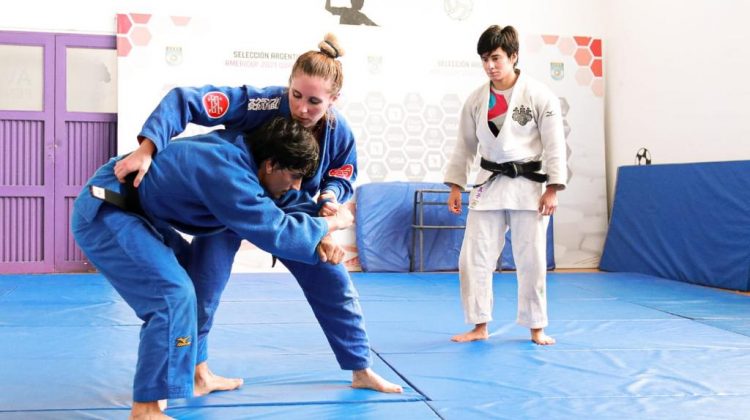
[139, 85, 358, 203]
[75, 131, 328, 265]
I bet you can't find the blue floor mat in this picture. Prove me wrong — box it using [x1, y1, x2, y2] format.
[1, 271, 749, 419]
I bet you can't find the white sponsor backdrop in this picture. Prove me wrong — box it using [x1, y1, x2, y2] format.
[117, 1, 606, 270]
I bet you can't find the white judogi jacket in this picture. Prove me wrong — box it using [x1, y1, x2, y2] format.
[444, 72, 567, 211]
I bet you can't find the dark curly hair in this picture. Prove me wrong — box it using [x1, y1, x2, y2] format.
[245, 117, 319, 177]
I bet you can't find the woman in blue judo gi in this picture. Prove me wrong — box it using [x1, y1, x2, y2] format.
[104, 33, 402, 413]
[72, 118, 360, 419]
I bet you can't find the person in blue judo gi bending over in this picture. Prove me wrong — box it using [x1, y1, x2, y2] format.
[72, 116, 400, 420]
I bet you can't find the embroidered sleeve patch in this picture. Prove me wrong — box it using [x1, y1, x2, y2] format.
[327, 164, 354, 180]
[202, 92, 229, 119]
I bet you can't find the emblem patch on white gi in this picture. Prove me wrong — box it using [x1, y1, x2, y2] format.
[512, 105, 533, 126]
[202, 92, 229, 119]
[176, 336, 192, 347]
[328, 164, 353, 180]
[550, 62, 564, 80]
[247, 97, 281, 111]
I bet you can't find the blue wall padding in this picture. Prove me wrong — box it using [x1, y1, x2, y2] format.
[355, 182, 554, 272]
[600, 161, 750, 291]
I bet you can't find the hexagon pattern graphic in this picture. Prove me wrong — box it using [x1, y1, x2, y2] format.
[543, 35, 604, 98]
[342, 92, 473, 183]
[345, 90, 578, 185]
[170, 16, 192, 26]
[117, 13, 179, 58]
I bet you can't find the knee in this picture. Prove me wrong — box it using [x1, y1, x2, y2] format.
[162, 283, 198, 315]
[302, 271, 359, 303]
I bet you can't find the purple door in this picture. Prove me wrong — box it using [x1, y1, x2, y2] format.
[53, 35, 117, 272]
[0, 32, 116, 273]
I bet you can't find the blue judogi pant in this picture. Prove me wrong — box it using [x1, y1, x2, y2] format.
[71, 203, 197, 402]
[190, 231, 372, 370]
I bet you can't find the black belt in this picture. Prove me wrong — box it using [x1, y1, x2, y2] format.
[89, 172, 147, 218]
[475, 158, 548, 187]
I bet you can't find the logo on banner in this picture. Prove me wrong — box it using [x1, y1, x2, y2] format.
[444, 0, 473, 21]
[550, 62, 564, 80]
[325, 0, 378, 26]
[368, 56, 383, 75]
[328, 164, 354, 180]
[202, 92, 229, 119]
[165, 46, 183, 66]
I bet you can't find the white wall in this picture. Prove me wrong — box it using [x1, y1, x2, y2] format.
[0, 0, 607, 42]
[0, 0, 201, 34]
[4, 0, 749, 225]
[604, 0, 750, 206]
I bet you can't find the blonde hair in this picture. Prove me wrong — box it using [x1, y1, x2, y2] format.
[289, 33, 345, 95]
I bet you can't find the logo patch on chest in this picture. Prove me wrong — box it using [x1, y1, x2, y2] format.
[202, 92, 229, 119]
[328, 164, 354, 180]
[512, 105, 533, 126]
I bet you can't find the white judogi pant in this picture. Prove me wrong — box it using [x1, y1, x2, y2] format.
[459, 209, 550, 329]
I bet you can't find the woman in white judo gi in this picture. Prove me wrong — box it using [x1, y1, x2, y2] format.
[444, 25, 567, 345]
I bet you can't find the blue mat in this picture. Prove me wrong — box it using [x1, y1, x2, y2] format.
[355, 181, 554, 272]
[0, 402, 438, 420]
[600, 161, 750, 291]
[430, 395, 750, 420]
[1, 272, 749, 419]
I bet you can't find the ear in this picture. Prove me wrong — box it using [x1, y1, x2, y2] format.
[329, 93, 340, 107]
[264, 160, 275, 174]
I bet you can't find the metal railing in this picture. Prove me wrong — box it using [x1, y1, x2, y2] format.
[409, 188, 470, 272]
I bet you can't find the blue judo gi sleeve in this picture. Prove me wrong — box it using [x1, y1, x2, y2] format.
[317, 110, 358, 204]
[138, 85, 287, 153]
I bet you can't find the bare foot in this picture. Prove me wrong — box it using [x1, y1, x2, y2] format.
[451, 323, 489, 342]
[129, 401, 173, 420]
[352, 368, 403, 393]
[531, 328, 556, 345]
[193, 361, 244, 397]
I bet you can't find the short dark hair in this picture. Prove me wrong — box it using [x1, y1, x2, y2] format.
[245, 117, 319, 177]
[477, 25, 519, 67]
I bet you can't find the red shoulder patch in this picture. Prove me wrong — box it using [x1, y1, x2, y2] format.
[202, 92, 229, 119]
[327, 164, 354, 180]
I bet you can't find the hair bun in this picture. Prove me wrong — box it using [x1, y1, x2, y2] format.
[319, 33, 345, 59]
